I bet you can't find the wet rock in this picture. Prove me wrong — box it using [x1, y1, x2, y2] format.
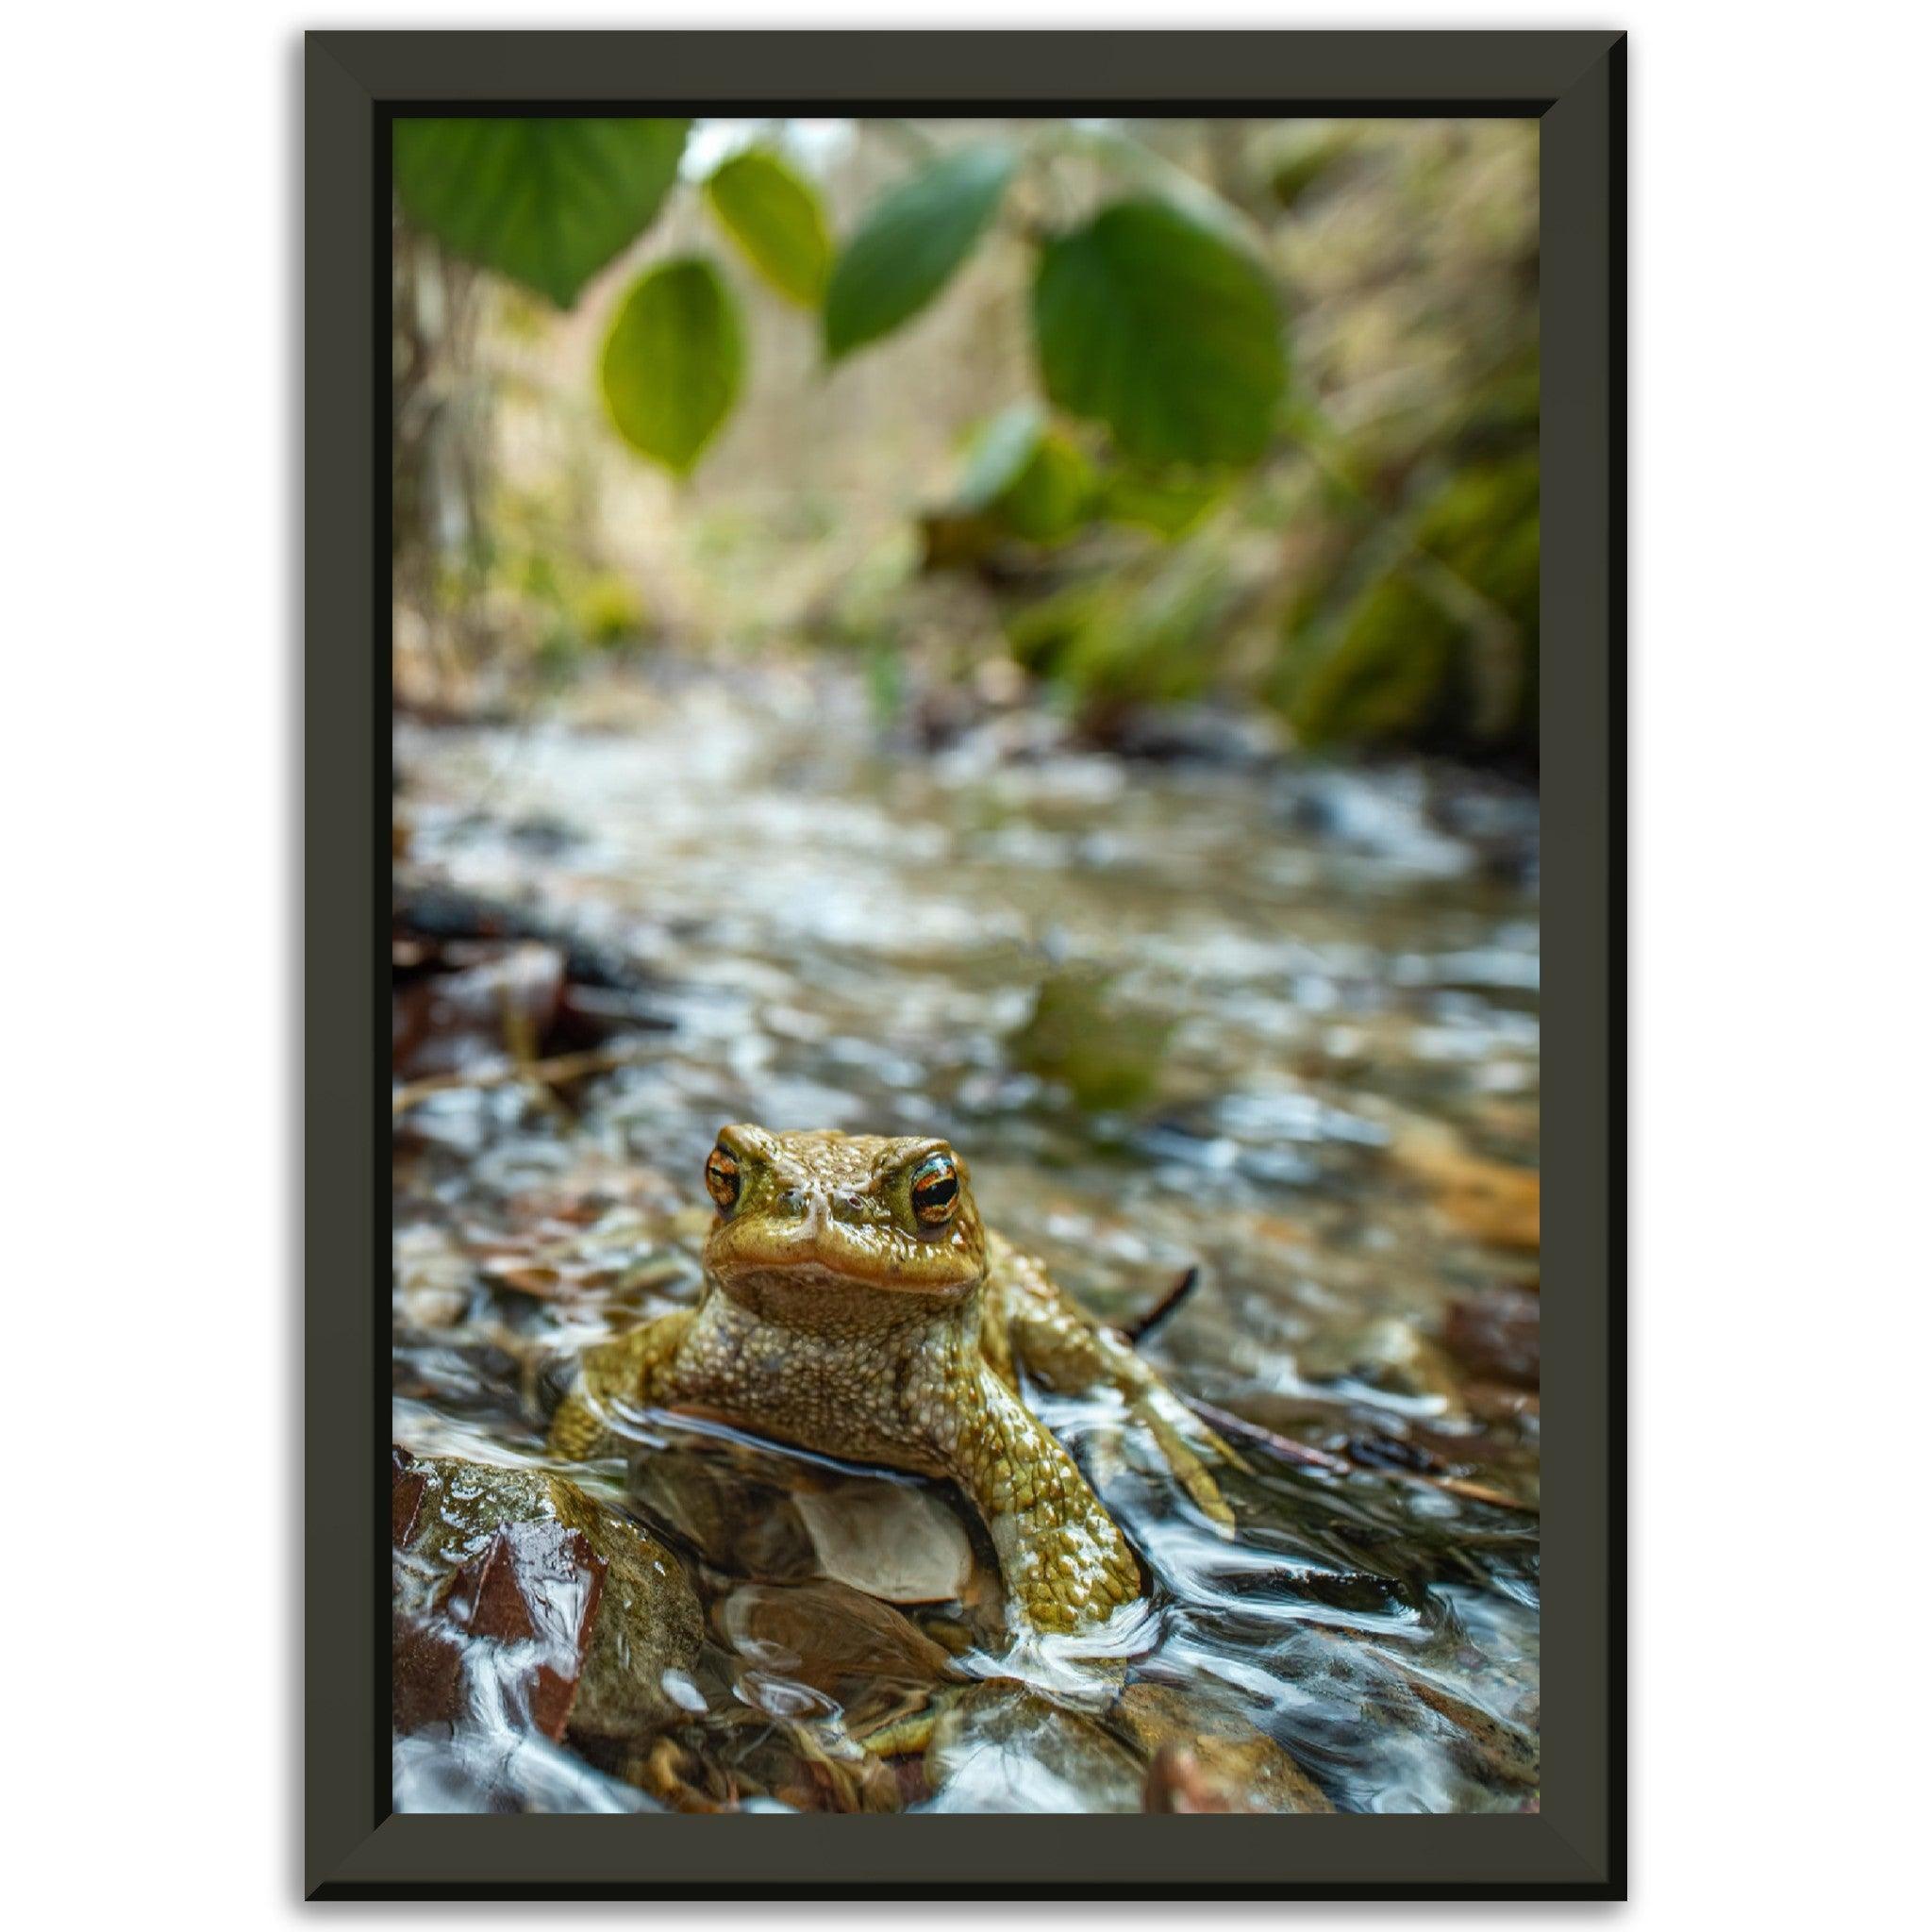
[391, 1444, 429, 1541]
[1135, 1115, 1319, 1188]
[391, 1338, 530, 1415]
[392, 1449, 702, 1744]
[1301, 1315, 1464, 1408]
[392, 1224, 475, 1330]
[793, 1478, 976, 1604]
[923, 1682, 1144, 1813]
[392, 1728, 659, 1815]
[1377, 1665, 1540, 1792]
[1085, 702, 1284, 767]
[1112, 1679, 1332, 1814]
[392, 875, 661, 998]
[474, 1213, 692, 1306]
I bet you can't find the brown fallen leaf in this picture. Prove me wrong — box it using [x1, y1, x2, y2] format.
[718, 1579, 958, 1698]
[1445, 1290, 1541, 1389]
[1392, 1122, 1541, 1254]
[391, 941, 566, 1079]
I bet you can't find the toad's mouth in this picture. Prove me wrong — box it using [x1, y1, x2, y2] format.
[707, 1213, 982, 1300]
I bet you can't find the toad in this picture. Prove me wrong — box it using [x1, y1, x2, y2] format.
[548, 1125, 1240, 1633]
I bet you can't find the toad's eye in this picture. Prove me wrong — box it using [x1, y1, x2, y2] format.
[909, 1152, 960, 1228]
[704, 1144, 741, 1212]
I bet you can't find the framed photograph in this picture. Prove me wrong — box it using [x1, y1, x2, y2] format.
[309, 26, 1624, 1899]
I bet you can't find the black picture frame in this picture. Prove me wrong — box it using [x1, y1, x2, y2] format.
[308, 27, 1625, 1900]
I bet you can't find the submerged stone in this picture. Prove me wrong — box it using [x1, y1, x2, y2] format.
[923, 1682, 1144, 1814]
[1111, 1679, 1333, 1813]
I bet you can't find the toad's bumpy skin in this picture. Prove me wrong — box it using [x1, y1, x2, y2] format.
[547, 1125, 1240, 1633]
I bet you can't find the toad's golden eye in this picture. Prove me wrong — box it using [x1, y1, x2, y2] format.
[704, 1143, 741, 1212]
[909, 1152, 960, 1227]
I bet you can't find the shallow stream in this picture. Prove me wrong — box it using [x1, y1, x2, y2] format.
[391, 663, 1541, 1815]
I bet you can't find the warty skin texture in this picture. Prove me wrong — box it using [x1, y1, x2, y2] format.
[549, 1124, 1239, 1634]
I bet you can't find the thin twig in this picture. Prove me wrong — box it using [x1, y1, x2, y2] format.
[1183, 1398, 1353, 1475]
[391, 1040, 651, 1115]
[1183, 1396, 1538, 1514]
[1121, 1266, 1203, 1344]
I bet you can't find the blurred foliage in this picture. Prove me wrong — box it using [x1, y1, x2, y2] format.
[704, 148, 834, 307]
[394, 119, 690, 308]
[1034, 199, 1286, 466]
[824, 143, 1018, 359]
[1009, 966, 1174, 1114]
[599, 258, 743, 475]
[391, 116, 1538, 763]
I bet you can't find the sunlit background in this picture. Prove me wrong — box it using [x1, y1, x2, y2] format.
[392, 116, 1537, 762]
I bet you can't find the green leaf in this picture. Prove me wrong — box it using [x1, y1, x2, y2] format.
[703, 148, 833, 306]
[1095, 465, 1224, 538]
[599, 258, 744, 475]
[947, 405, 1093, 548]
[992, 433, 1094, 545]
[1033, 199, 1287, 466]
[393, 118, 691, 308]
[956, 404, 1046, 509]
[824, 144, 1017, 360]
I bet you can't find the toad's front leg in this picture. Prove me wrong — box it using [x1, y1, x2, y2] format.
[943, 1367, 1142, 1635]
[990, 1243, 1243, 1534]
[547, 1307, 696, 1459]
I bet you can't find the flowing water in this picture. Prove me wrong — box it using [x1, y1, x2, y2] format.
[391, 661, 1541, 1815]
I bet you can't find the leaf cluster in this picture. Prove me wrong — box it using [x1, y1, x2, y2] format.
[393, 117, 1537, 757]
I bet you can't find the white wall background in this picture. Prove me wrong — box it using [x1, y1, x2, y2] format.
[4, 1, 1926, 1922]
